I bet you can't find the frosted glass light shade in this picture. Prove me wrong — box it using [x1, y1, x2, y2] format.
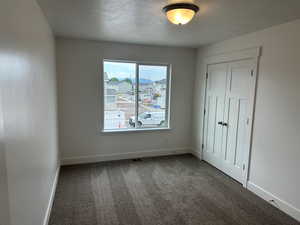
[163, 3, 199, 25]
[166, 8, 196, 25]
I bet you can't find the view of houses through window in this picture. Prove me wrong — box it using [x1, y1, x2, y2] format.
[103, 61, 169, 130]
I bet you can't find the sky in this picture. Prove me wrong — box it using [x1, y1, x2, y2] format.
[104, 61, 167, 81]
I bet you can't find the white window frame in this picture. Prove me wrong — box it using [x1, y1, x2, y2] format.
[102, 59, 172, 133]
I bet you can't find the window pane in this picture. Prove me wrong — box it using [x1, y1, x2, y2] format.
[103, 61, 136, 130]
[137, 65, 168, 128]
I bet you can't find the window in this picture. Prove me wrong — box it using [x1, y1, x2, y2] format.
[103, 60, 171, 131]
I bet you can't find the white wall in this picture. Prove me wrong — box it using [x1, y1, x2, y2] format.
[193, 19, 300, 219]
[56, 38, 196, 163]
[0, 0, 59, 225]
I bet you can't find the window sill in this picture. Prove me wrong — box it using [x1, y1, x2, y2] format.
[101, 127, 171, 134]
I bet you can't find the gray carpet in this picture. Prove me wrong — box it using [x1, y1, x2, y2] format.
[49, 154, 299, 225]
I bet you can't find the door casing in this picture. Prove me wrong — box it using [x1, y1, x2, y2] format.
[201, 47, 261, 187]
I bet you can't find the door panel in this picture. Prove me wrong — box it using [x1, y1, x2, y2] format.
[221, 59, 254, 183]
[235, 99, 248, 167]
[203, 63, 227, 170]
[223, 97, 238, 163]
[205, 96, 216, 153]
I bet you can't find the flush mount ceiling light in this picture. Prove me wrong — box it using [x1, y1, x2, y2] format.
[163, 3, 199, 25]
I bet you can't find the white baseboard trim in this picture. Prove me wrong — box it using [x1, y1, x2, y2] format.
[43, 166, 60, 225]
[191, 148, 202, 160]
[247, 181, 300, 222]
[61, 147, 191, 166]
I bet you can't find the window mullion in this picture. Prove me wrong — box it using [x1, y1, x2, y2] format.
[165, 65, 171, 127]
[135, 63, 139, 128]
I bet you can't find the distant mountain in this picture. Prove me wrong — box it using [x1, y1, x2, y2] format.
[127, 78, 153, 84]
[155, 78, 166, 84]
[139, 78, 153, 84]
[119, 77, 166, 84]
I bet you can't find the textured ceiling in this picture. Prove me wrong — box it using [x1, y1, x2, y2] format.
[37, 0, 300, 47]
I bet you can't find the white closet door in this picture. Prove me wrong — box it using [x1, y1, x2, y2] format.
[203, 59, 256, 185]
[203, 63, 228, 171]
[221, 59, 255, 183]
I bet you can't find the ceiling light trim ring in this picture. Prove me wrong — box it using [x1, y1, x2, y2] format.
[162, 3, 199, 13]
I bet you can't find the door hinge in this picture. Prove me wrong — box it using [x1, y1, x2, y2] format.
[243, 164, 246, 170]
[251, 70, 254, 76]
[206, 72, 208, 79]
[246, 117, 250, 125]
[204, 108, 206, 116]
[202, 144, 204, 149]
